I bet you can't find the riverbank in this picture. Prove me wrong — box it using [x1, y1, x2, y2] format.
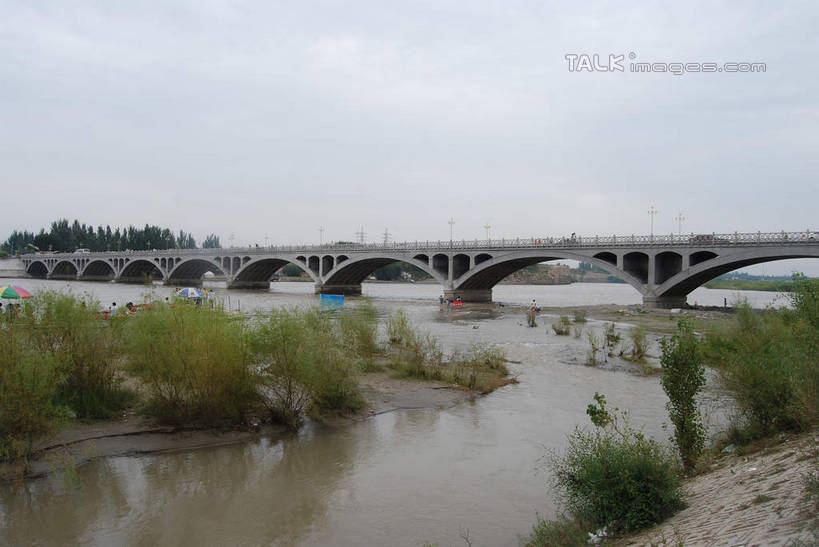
[2, 371, 471, 483]
[619, 430, 818, 546]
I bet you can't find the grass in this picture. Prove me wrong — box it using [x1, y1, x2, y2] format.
[386, 312, 515, 393]
[125, 303, 260, 426]
[552, 316, 572, 335]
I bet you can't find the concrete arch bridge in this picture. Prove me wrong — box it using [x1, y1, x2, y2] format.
[20, 231, 819, 308]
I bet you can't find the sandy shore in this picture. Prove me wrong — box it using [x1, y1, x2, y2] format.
[619, 431, 818, 546]
[3, 372, 469, 482]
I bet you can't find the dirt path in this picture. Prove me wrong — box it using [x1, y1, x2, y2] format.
[620, 432, 818, 546]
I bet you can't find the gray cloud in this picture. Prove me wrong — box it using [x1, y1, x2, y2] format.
[1, 1, 816, 273]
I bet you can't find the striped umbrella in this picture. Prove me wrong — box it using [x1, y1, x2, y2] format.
[176, 287, 203, 299]
[0, 285, 33, 299]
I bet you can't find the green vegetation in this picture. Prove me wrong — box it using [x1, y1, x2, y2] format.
[603, 323, 621, 356]
[126, 304, 259, 425]
[704, 272, 809, 292]
[279, 264, 307, 277]
[572, 310, 587, 323]
[251, 308, 364, 428]
[0, 318, 62, 464]
[626, 326, 648, 362]
[2, 293, 512, 469]
[21, 292, 132, 419]
[551, 316, 572, 335]
[387, 311, 513, 393]
[3, 218, 201, 253]
[703, 279, 796, 292]
[660, 319, 706, 472]
[371, 262, 431, 281]
[529, 393, 683, 544]
[704, 277, 819, 438]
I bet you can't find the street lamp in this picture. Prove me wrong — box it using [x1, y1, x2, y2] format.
[484, 222, 491, 241]
[648, 206, 658, 238]
[674, 213, 685, 236]
[318, 226, 324, 246]
[448, 217, 456, 246]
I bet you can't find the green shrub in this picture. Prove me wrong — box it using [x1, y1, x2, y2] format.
[552, 316, 572, 335]
[705, 299, 818, 436]
[573, 310, 587, 324]
[603, 323, 621, 356]
[251, 308, 363, 428]
[522, 514, 591, 547]
[125, 305, 259, 425]
[660, 319, 706, 472]
[17, 292, 131, 419]
[386, 309, 414, 346]
[387, 316, 513, 393]
[549, 393, 683, 534]
[337, 299, 382, 370]
[627, 326, 648, 362]
[0, 320, 62, 462]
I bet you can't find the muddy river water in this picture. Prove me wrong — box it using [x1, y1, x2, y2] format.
[0, 280, 782, 546]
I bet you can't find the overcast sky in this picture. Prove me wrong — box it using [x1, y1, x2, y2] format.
[1, 1, 817, 274]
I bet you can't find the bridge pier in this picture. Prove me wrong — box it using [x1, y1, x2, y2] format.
[444, 289, 492, 303]
[642, 295, 687, 309]
[315, 284, 362, 296]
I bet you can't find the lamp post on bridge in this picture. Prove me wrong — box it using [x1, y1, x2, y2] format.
[648, 206, 658, 240]
[675, 213, 685, 237]
[448, 217, 455, 247]
[484, 222, 491, 241]
[318, 226, 324, 246]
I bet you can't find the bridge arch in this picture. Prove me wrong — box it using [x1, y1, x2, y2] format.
[232, 257, 318, 288]
[167, 258, 225, 286]
[656, 248, 819, 299]
[50, 260, 79, 279]
[81, 259, 116, 281]
[119, 259, 164, 283]
[27, 260, 48, 278]
[321, 254, 447, 288]
[453, 250, 645, 295]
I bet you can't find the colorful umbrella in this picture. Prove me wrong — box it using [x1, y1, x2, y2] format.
[176, 287, 203, 299]
[0, 285, 33, 299]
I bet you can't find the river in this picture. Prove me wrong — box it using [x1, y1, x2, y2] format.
[0, 280, 784, 546]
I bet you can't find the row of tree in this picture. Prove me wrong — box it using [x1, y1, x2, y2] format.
[2, 219, 221, 254]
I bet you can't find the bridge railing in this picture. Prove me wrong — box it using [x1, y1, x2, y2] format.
[51, 231, 815, 256]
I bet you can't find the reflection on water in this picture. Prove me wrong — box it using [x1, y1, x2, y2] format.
[0, 279, 773, 546]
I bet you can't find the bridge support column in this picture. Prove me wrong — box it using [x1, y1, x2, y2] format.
[642, 295, 687, 309]
[444, 289, 492, 303]
[227, 280, 270, 290]
[315, 283, 362, 296]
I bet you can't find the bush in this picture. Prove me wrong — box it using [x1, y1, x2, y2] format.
[125, 304, 259, 425]
[603, 323, 621, 356]
[386, 309, 414, 346]
[523, 514, 592, 547]
[552, 316, 572, 335]
[573, 310, 587, 324]
[337, 299, 383, 370]
[251, 308, 363, 428]
[705, 296, 818, 436]
[627, 326, 649, 362]
[660, 319, 706, 472]
[17, 292, 131, 419]
[0, 319, 62, 462]
[549, 393, 683, 534]
[386, 316, 513, 393]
